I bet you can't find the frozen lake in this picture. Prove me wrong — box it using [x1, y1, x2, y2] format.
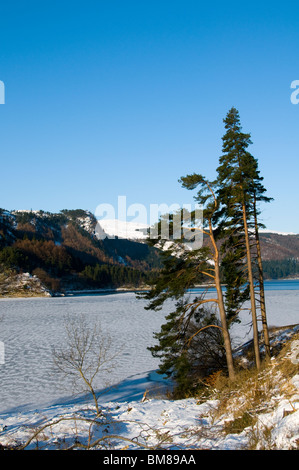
[0, 293, 170, 413]
[0, 282, 298, 413]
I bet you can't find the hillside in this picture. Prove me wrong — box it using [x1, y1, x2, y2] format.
[259, 231, 299, 260]
[0, 209, 161, 296]
[0, 208, 298, 296]
[259, 232, 299, 279]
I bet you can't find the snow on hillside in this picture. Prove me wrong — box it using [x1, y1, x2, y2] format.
[76, 214, 97, 234]
[96, 219, 149, 241]
[259, 229, 298, 236]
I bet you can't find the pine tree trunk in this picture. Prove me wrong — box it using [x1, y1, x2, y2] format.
[253, 197, 271, 360]
[242, 202, 261, 369]
[209, 221, 235, 381]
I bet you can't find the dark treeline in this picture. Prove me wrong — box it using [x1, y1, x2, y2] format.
[262, 258, 299, 279]
[81, 263, 156, 288]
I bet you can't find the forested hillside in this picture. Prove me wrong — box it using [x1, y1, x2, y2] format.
[0, 208, 161, 294]
[259, 232, 299, 279]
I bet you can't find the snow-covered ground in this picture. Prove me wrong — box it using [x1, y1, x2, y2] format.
[0, 333, 298, 451]
[0, 289, 298, 450]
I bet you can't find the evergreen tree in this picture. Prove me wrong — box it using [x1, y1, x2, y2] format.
[216, 107, 271, 367]
[248, 161, 273, 359]
[143, 175, 236, 386]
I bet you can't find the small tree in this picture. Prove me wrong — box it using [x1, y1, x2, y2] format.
[149, 298, 228, 396]
[52, 314, 118, 415]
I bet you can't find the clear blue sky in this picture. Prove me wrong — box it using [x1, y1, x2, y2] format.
[1, 1, 299, 232]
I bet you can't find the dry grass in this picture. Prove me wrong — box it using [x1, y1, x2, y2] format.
[195, 329, 299, 446]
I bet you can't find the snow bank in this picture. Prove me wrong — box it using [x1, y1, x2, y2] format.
[0, 365, 298, 450]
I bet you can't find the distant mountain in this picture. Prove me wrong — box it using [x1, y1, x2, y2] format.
[258, 231, 299, 279]
[258, 231, 299, 261]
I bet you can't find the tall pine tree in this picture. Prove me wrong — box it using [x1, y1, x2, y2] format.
[244, 153, 273, 359]
[216, 107, 271, 368]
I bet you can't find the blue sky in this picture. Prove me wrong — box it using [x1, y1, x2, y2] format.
[0, 1, 299, 232]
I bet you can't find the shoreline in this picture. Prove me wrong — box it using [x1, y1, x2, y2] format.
[0, 286, 149, 299]
[1, 278, 299, 300]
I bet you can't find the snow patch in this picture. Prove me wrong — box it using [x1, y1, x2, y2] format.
[96, 219, 149, 241]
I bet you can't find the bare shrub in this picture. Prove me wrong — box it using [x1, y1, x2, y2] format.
[52, 313, 119, 415]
